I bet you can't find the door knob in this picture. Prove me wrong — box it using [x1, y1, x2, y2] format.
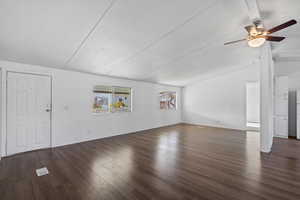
[45, 109, 51, 112]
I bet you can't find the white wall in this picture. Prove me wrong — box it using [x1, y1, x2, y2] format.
[183, 64, 260, 130]
[275, 61, 300, 91]
[0, 60, 182, 157]
[275, 61, 300, 81]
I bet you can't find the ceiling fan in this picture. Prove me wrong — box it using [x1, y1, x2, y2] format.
[224, 19, 297, 47]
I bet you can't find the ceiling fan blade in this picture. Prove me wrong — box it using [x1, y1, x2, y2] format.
[224, 39, 246, 45]
[256, 35, 286, 42]
[267, 19, 297, 34]
[265, 36, 286, 42]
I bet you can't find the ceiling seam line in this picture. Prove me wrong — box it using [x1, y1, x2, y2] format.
[139, 28, 242, 79]
[103, 0, 221, 73]
[64, 0, 117, 67]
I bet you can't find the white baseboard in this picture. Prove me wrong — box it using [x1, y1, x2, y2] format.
[182, 121, 246, 131]
[261, 146, 271, 153]
[273, 135, 288, 139]
[52, 122, 183, 149]
[1, 121, 183, 158]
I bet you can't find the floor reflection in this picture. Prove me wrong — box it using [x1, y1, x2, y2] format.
[245, 131, 262, 188]
[90, 145, 133, 190]
[155, 131, 180, 176]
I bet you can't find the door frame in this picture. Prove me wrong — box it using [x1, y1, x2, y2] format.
[4, 70, 53, 157]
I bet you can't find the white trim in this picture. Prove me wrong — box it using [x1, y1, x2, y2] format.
[244, 82, 247, 130]
[1, 67, 6, 159]
[183, 121, 246, 131]
[274, 135, 288, 139]
[0, 68, 2, 160]
[261, 146, 271, 153]
[52, 122, 183, 149]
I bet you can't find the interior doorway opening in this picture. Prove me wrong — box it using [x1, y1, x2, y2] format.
[246, 82, 260, 129]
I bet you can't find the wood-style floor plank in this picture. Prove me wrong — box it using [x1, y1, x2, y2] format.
[1, 124, 300, 200]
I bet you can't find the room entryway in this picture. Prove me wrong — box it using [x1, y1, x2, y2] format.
[6, 72, 52, 155]
[246, 82, 260, 129]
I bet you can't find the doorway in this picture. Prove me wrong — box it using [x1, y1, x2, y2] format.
[246, 82, 260, 128]
[6, 72, 52, 155]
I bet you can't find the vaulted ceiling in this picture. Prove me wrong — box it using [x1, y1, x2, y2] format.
[0, 0, 299, 85]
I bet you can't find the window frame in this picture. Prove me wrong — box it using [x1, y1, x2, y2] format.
[159, 91, 177, 111]
[92, 85, 132, 114]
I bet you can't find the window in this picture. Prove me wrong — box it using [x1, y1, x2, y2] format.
[112, 87, 131, 112]
[160, 91, 176, 110]
[93, 86, 112, 113]
[93, 86, 131, 113]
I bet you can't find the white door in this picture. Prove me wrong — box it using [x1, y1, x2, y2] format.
[274, 76, 288, 138]
[7, 72, 51, 155]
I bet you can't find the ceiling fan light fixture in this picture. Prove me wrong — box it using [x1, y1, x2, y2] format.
[249, 28, 258, 36]
[224, 19, 296, 47]
[247, 37, 266, 48]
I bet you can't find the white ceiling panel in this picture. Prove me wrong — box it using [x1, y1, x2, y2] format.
[0, 0, 112, 67]
[144, 44, 259, 85]
[144, 0, 251, 59]
[67, 0, 215, 73]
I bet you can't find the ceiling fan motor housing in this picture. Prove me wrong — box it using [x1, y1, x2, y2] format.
[253, 19, 263, 28]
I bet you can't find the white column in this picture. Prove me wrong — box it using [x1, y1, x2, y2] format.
[243, 0, 274, 152]
[260, 43, 274, 153]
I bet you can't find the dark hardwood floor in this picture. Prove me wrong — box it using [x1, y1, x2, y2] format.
[1, 124, 300, 200]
